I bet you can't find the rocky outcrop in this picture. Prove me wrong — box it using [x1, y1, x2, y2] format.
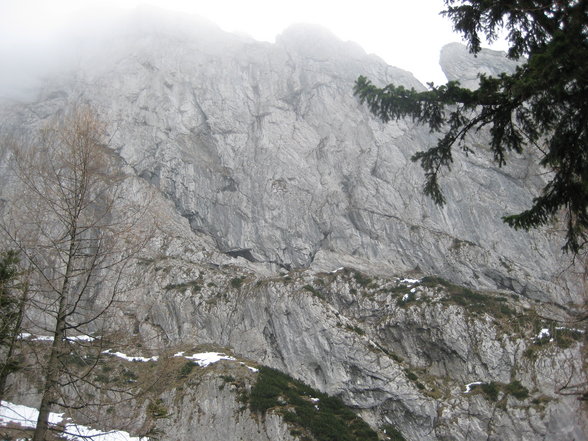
[440, 42, 522, 89]
[112, 249, 585, 440]
[0, 7, 585, 441]
[2, 7, 582, 306]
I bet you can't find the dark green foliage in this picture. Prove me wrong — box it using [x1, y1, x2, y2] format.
[479, 382, 500, 401]
[0, 250, 21, 345]
[381, 285, 413, 295]
[428, 277, 515, 319]
[553, 327, 585, 349]
[472, 380, 530, 401]
[420, 276, 452, 289]
[404, 368, 426, 390]
[0, 250, 25, 398]
[178, 361, 196, 378]
[405, 370, 418, 382]
[354, 1, 588, 254]
[352, 271, 373, 288]
[302, 284, 325, 300]
[504, 380, 529, 400]
[526, 325, 584, 354]
[345, 324, 365, 336]
[164, 280, 201, 292]
[249, 366, 378, 441]
[230, 276, 246, 289]
[147, 398, 169, 419]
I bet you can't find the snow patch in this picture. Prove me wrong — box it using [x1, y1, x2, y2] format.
[174, 351, 236, 367]
[19, 333, 95, 342]
[102, 349, 158, 363]
[18, 333, 53, 342]
[0, 401, 145, 440]
[533, 328, 553, 342]
[65, 335, 96, 342]
[400, 278, 420, 285]
[464, 381, 484, 393]
[240, 362, 259, 372]
[555, 326, 585, 334]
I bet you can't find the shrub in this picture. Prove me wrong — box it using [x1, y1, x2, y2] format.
[345, 324, 365, 336]
[505, 380, 529, 400]
[178, 361, 196, 378]
[479, 382, 500, 401]
[147, 399, 169, 419]
[353, 271, 373, 288]
[230, 276, 245, 289]
[553, 328, 584, 349]
[405, 370, 418, 382]
[250, 366, 378, 441]
[302, 285, 325, 300]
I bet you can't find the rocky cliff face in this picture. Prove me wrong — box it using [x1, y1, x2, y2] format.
[0, 7, 585, 441]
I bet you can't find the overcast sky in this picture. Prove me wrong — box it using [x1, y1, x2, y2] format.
[0, 0, 509, 98]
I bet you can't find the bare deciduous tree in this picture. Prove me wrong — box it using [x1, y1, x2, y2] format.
[1, 105, 150, 440]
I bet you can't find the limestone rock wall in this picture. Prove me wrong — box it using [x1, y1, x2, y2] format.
[1, 8, 582, 306]
[0, 8, 585, 441]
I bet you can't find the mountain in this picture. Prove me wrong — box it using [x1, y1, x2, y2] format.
[0, 7, 585, 441]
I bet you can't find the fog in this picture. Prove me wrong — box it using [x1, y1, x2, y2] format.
[0, 0, 509, 102]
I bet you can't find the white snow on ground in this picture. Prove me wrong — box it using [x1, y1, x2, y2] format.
[19, 333, 95, 342]
[533, 328, 553, 342]
[330, 267, 344, 273]
[174, 351, 236, 367]
[65, 335, 96, 342]
[400, 278, 420, 285]
[102, 349, 158, 362]
[101, 349, 257, 371]
[402, 294, 410, 302]
[18, 333, 53, 342]
[0, 401, 145, 440]
[240, 362, 259, 372]
[463, 381, 484, 393]
[555, 326, 585, 333]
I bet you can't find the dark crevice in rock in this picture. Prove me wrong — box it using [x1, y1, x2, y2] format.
[225, 248, 257, 262]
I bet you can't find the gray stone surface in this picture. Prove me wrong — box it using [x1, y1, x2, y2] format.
[0, 7, 585, 441]
[440, 42, 522, 89]
[2, 8, 582, 307]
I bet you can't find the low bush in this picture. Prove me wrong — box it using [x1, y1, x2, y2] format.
[504, 380, 529, 400]
[230, 276, 246, 289]
[178, 361, 196, 378]
[249, 366, 378, 441]
[302, 285, 325, 300]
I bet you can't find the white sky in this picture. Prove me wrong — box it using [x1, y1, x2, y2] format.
[0, 0, 509, 94]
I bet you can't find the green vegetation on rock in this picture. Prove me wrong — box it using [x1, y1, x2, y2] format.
[249, 366, 379, 441]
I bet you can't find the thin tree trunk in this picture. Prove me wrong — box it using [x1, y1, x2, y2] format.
[33, 230, 76, 441]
